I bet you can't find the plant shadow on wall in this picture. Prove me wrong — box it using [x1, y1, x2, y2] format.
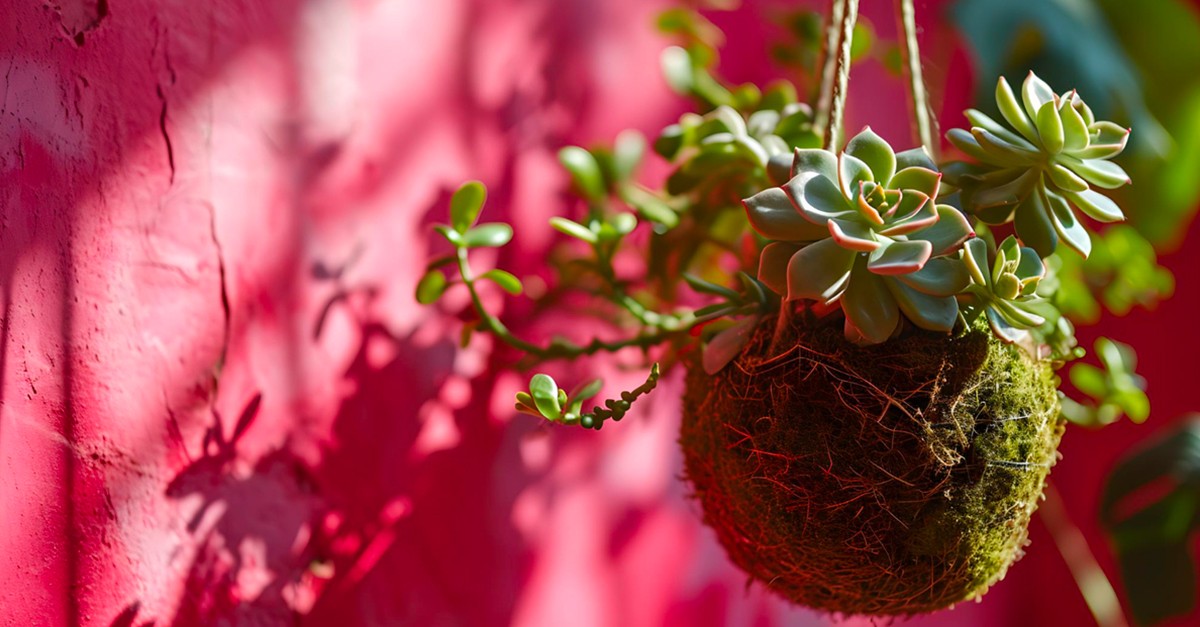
[147, 238, 539, 625]
[162, 394, 321, 625]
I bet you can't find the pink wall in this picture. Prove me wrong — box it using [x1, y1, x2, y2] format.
[1, 0, 1197, 625]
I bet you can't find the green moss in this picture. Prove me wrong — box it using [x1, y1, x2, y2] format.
[681, 315, 1063, 616]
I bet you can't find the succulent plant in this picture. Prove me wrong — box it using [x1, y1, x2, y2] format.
[947, 72, 1131, 257]
[743, 128, 974, 344]
[960, 236, 1058, 343]
[656, 103, 820, 197]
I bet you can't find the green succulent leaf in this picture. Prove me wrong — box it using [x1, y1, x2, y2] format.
[791, 148, 839, 180]
[622, 184, 679, 227]
[909, 205, 974, 256]
[1036, 100, 1066, 154]
[888, 167, 941, 199]
[996, 77, 1039, 143]
[549, 217, 598, 244]
[743, 187, 826, 241]
[838, 153, 874, 197]
[1065, 188, 1125, 222]
[612, 130, 646, 181]
[885, 278, 958, 332]
[416, 270, 448, 304]
[463, 223, 515, 248]
[481, 269, 522, 296]
[1064, 157, 1130, 190]
[789, 172, 853, 221]
[1014, 191, 1059, 256]
[1059, 98, 1090, 152]
[867, 240, 933, 275]
[450, 181, 488, 234]
[897, 257, 970, 296]
[559, 146, 607, 201]
[1043, 187, 1092, 257]
[844, 128, 896, 185]
[786, 239, 854, 302]
[828, 218, 880, 252]
[843, 258, 900, 345]
[758, 242, 801, 296]
[1046, 163, 1089, 193]
[529, 374, 563, 421]
[1021, 72, 1057, 121]
[895, 147, 937, 171]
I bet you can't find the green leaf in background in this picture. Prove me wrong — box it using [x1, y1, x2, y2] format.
[481, 269, 522, 296]
[462, 223, 514, 248]
[450, 180, 487, 234]
[559, 146, 607, 202]
[415, 270, 447, 304]
[1045, 225, 1175, 324]
[549, 217, 598, 244]
[1101, 417, 1200, 625]
[1095, 0, 1200, 246]
[612, 130, 647, 182]
[1060, 337, 1149, 427]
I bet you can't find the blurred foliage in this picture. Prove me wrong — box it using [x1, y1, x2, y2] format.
[1043, 225, 1175, 324]
[950, 0, 1200, 248]
[1101, 416, 1200, 625]
[1061, 337, 1150, 428]
[770, 10, 885, 86]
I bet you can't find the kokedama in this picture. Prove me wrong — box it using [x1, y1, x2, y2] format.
[417, 0, 1154, 618]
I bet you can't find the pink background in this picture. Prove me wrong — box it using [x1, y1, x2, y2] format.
[1, 0, 1197, 625]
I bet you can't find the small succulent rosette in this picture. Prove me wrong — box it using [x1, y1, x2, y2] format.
[960, 235, 1058, 344]
[743, 128, 973, 344]
[947, 72, 1131, 257]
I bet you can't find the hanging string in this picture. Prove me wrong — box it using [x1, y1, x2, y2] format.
[897, 0, 937, 157]
[825, 0, 860, 152]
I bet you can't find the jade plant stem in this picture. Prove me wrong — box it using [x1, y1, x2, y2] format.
[825, 0, 860, 151]
[453, 245, 748, 360]
[896, 0, 936, 157]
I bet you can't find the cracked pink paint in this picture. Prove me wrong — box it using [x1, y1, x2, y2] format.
[1, 0, 1199, 626]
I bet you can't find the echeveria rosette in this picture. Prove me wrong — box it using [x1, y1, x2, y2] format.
[744, 128, 974, 345]
[946, 72, 1131, 258]
[960, 236, 1059, 344]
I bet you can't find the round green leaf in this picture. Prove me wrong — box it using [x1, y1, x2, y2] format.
[660, 46, 693, 94]
[415, 270, 447, 304]
[529, 374, 563, 421]
[845, 127, 896, 184]
[613, 130, 646, 181]
[559, 146, 606, 201]
[786, 238, 854, 302]
[549, 217, 598, 244]
[450, 181, 487, 234]
[463, 223, 514, 248]
[482, 269, 522, 295]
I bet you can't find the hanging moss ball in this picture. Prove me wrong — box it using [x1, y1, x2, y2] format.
[681, 315, 1063, 616]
